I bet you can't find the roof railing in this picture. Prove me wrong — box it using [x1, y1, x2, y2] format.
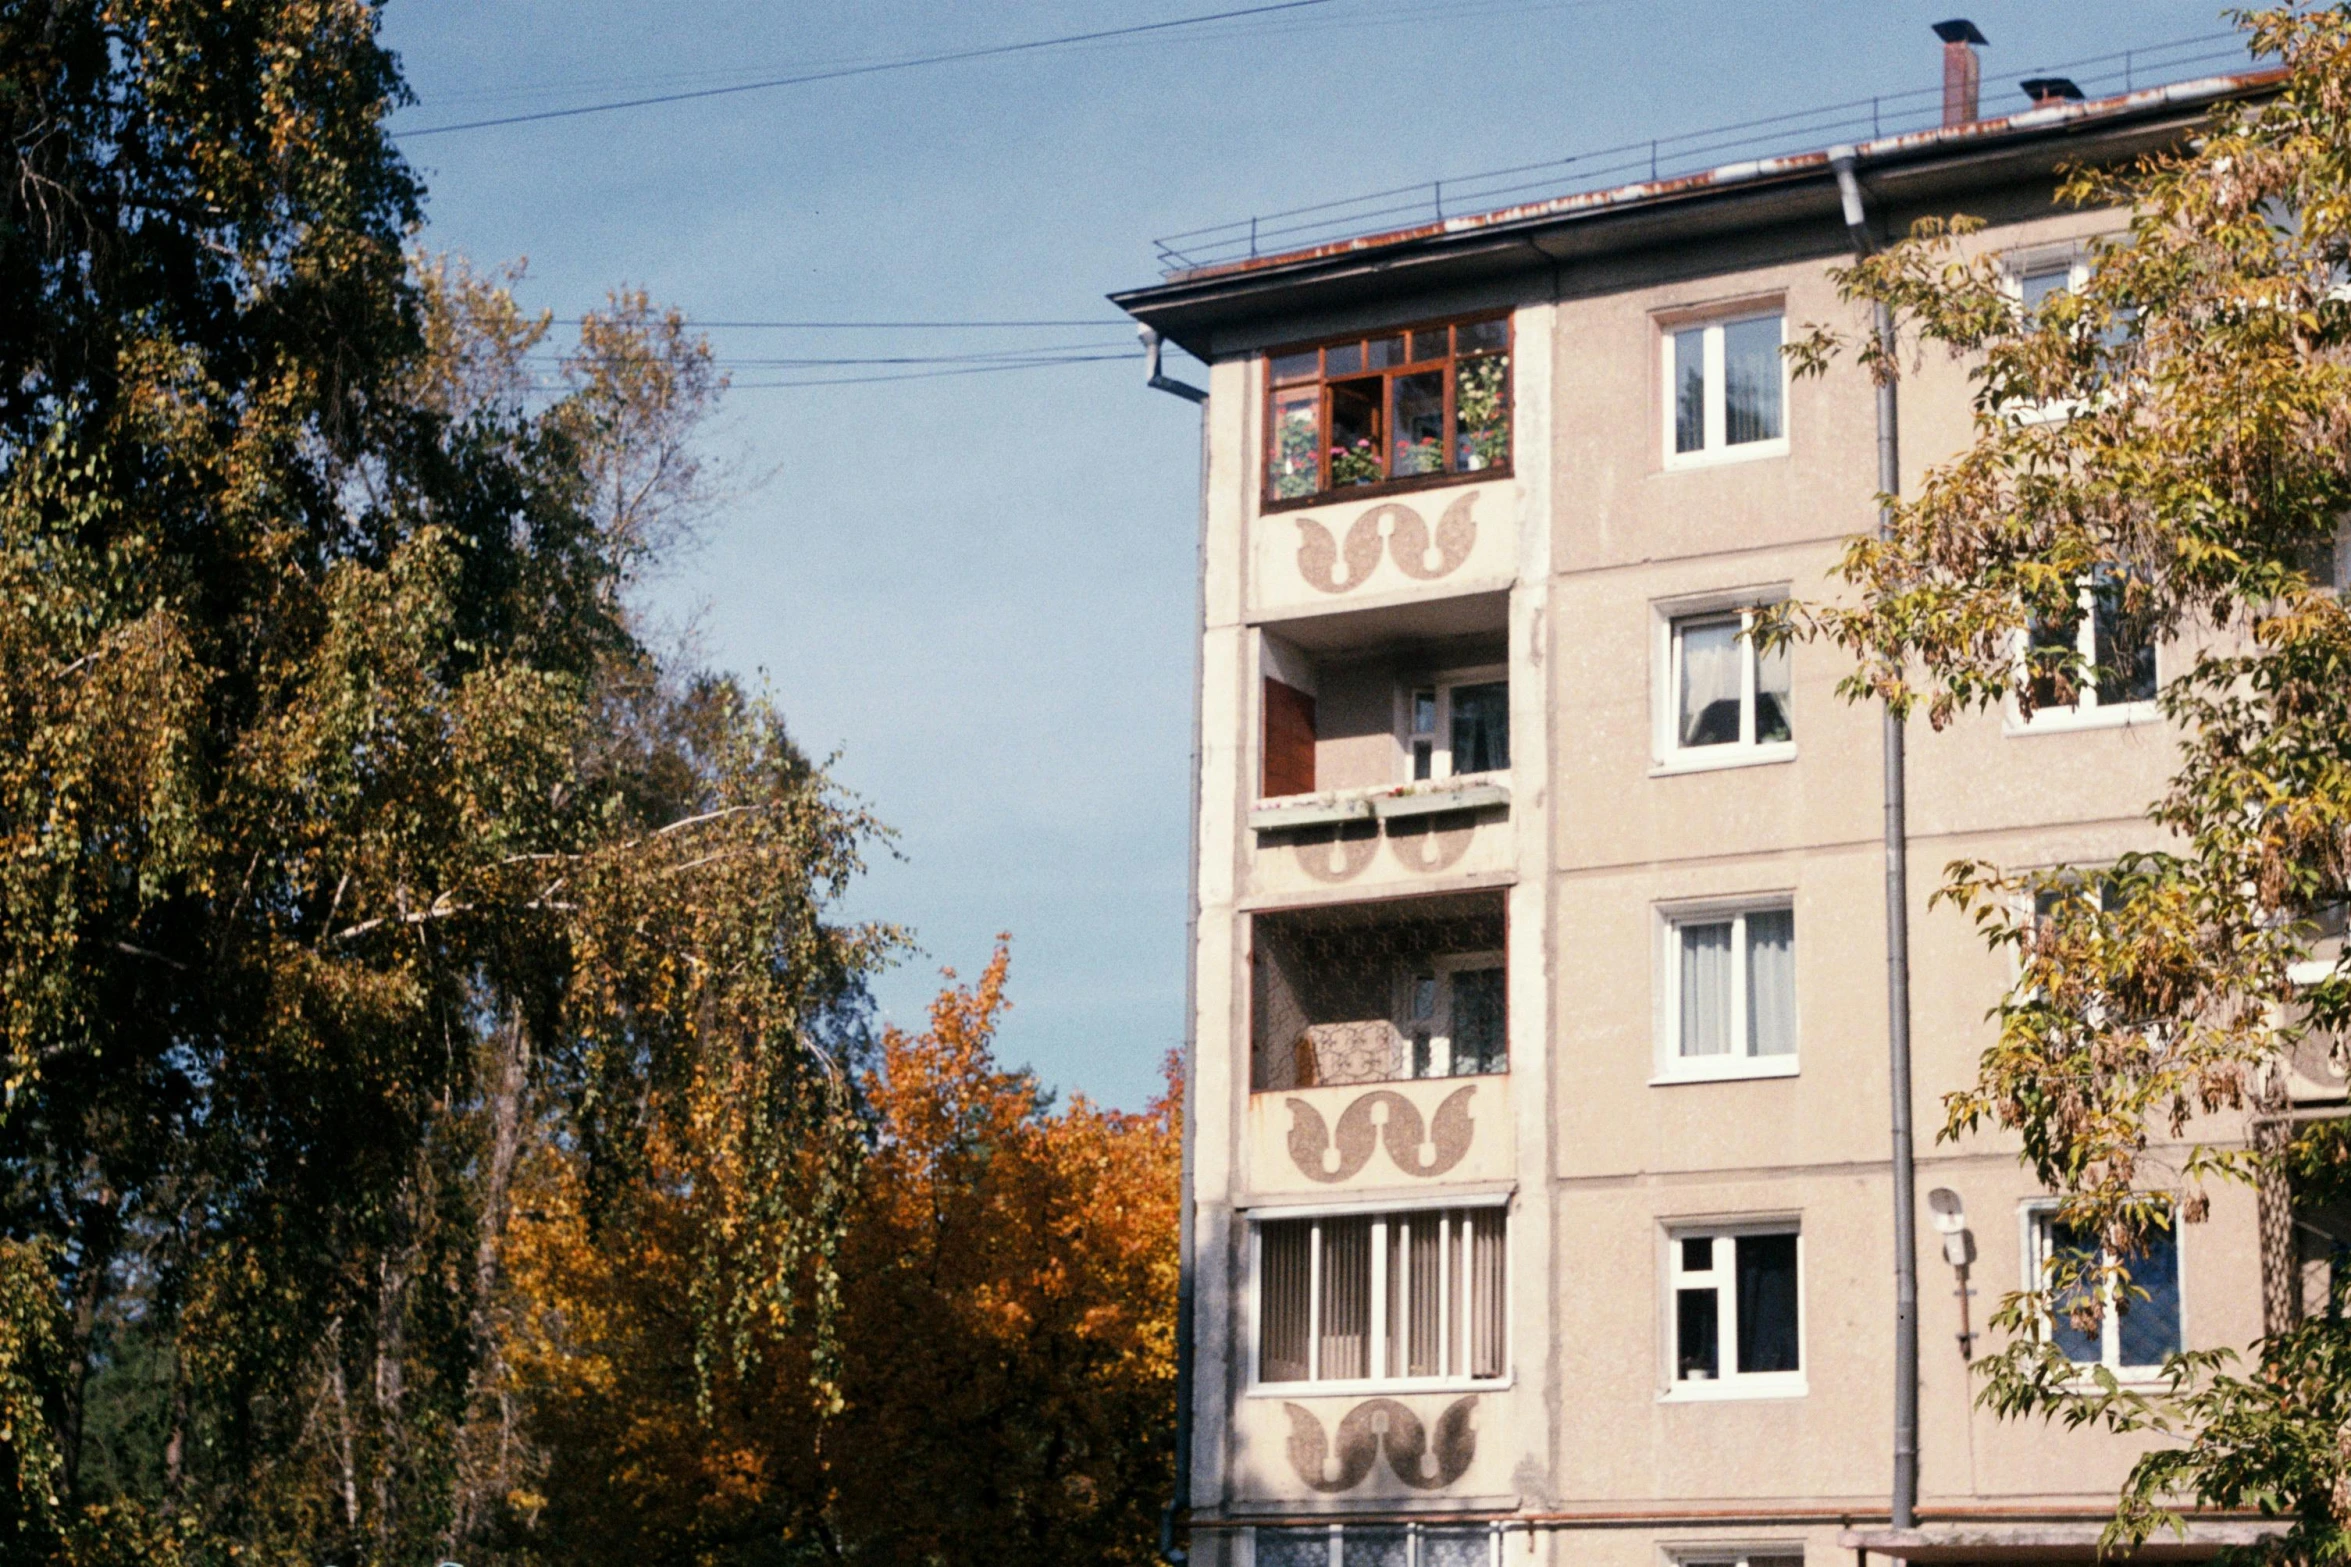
[1150, 31, 2257, 276]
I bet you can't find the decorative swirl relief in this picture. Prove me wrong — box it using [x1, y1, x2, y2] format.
[1293, 491, 1480, 596]
[1290, 819, 1475, 885]
[1282, 1397, 1478, 1493]
[1286, 1085, 1475, 1184]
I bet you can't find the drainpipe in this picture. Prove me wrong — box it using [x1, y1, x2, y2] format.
[1142, 325, 1209, 404]
[1144, 323, 1206, 1564]
[1831, 144, 1921, 1533]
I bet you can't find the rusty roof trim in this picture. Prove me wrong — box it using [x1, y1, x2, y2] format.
[1148, 67, 2285, 288]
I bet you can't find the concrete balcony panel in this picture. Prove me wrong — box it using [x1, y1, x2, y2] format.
[1227, 1386, 1516, 1508]
[1246, 791, 1512, 905]
[1250, 481, 1514, 623]
[1247, 1075, 1513, 1198]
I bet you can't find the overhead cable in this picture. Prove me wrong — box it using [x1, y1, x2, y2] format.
[398, 0, 1344, 136]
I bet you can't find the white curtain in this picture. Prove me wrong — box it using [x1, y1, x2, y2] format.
[1679, 921, 1732, 1057]
[1746, 908, 1796, 1057]
[1678, 619, 1743, 746]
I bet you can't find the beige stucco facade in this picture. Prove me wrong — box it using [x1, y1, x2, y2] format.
[1119, 75, 2281, 1567]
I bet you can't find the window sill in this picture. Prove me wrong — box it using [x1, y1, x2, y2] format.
[1248, 1374, 1513, 1400]
[1261, 464, 1512, 514]
[1649, 744, 1796, 778]
[1251, 778, 1510, 832]
[2005, 701, 2159, 737]
[1650, 1056, 1800, 1086]
[1659, 1376, 1807, 1403]
[1662, 437, 1789, 472]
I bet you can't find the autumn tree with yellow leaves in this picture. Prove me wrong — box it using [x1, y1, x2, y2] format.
[502, 943, 1181, 1567]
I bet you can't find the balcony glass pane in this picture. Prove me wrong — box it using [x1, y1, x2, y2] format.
[1329, 378, 1383, 487]
[1368, 334, 1408, 369]
[1319, 1216, 1373, 1380]
[1455, 354, 1509, 471]
[1269, 388, 1321, 500]
[1392, 370, 1446, 476]
[1259, 1220, 1312, 1382]
[1457, 319, 1508, 354]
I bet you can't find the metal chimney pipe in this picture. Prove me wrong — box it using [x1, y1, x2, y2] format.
[1934, 20, 1988, 127]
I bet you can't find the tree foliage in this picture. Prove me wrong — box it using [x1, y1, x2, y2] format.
[503, 942, 1182, 1567]
[1783, 6, 2351, 1558]
[0, 6, 893, 1562]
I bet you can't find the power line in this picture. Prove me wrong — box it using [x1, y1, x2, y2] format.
[416, 0, 1615, 115]
[549, 318, 1130, 329]
[397, 0, 1345, 137]
[725, 352, 1143, 389]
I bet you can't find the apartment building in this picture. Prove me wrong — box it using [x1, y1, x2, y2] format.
[1114, 29, 2316, 1567]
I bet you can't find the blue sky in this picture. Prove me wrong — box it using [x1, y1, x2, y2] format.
[381, 0, 2238, 1110]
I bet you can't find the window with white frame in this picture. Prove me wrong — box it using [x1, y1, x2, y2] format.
[1664, 607, 1792, 763]
[1256, 1205, 1507, 1388]
[1660, 903, 1795, 1078]
[2019, 567, 2157, 725]
[1668, 1225, 1803, 1393]
[1405, 672, 1509, 781]
[1257, 1523, 1500, 1567]
[1398, 954, 1507, 1079]
[1666, 311, 1786, 462]
[1677, 1550, 1805, 1567]
[2026, 1206, 2182, 1373]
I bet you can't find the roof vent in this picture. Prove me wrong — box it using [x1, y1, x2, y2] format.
[2019, 76, 2085, 106]
[1933, 19, 1988, 127]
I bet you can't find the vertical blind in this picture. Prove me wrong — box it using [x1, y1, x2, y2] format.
[1261, 1207, 1507, 1384]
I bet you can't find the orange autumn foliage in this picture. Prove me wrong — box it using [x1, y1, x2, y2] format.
[500, 942, 1180, 1566]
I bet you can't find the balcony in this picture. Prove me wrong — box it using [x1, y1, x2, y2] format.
[1250, 891, 1506, 1094]
[1249, 479, 1516, 622]
[1248, 614, 1513, 902]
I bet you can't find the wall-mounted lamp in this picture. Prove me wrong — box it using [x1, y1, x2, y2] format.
[1927, 1187, 1978, 1359]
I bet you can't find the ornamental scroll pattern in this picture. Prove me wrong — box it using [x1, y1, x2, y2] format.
[1290, 819, 1476, 885]
[1294, 492, 1480, 595]
[1286, 1085, 1475, 1184]
[1282, 1397, 1478, 1492]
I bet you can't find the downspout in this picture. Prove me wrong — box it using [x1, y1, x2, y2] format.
[1830, 145, 1920, 1532]
[1142, 324, 1205, 1565]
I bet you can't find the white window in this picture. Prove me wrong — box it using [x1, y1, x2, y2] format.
[1658, 903, 1796, 1081]
[1677, 1551, 1805, 1567]
[1659, 606, 1792, 769]
[1397, 953, 1507, 1079]
[1257, 1524, 1500, 1567]
[1664, 311, 1787, 464]
[2025, 1206, 2182, 1374]
[1667, 1224, 1804, 1397]
[1404, 669, 1509, 781]
[2012, 568, 2158, 732]
[1254, 1204, 1507, 1390]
